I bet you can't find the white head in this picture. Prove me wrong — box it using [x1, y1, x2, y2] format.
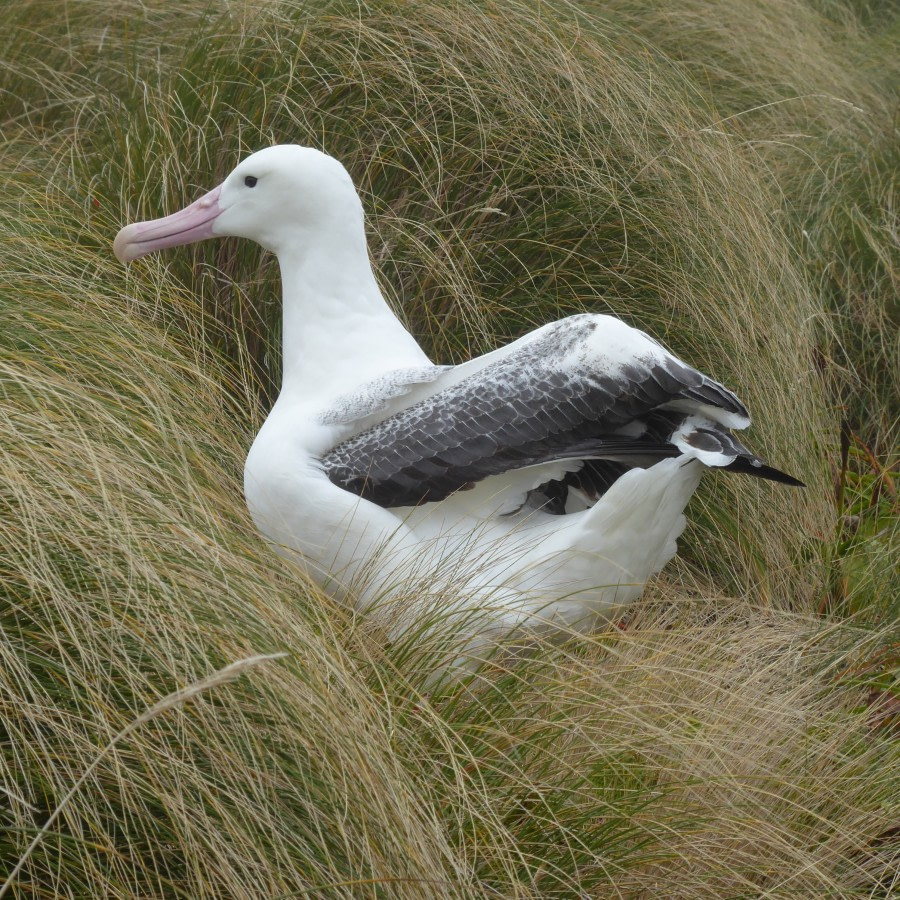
[113, 145, 365, 263]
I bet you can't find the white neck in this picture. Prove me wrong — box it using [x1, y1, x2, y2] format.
[274, 224, 430, 398]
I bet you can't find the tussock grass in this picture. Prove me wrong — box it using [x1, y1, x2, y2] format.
[603, 0, 899, 445]
[7, 0, 837, 602]
[1, 0, 897, 896]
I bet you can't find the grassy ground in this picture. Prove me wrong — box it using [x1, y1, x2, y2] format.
[1, 0, 897, 896]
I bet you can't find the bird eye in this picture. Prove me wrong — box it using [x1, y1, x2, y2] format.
[244, 175, 258, 188]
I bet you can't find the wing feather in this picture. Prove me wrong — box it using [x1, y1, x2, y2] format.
[318, 365, 450, 426]
[320, 314, 750, 507]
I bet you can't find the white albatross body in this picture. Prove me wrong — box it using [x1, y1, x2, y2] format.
[114, 145, 800, 654]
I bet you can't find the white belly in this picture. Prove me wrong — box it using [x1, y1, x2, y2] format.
[244, 406, 703, 672]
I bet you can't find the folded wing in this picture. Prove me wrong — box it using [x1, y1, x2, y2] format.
[318, 314, 798, 509]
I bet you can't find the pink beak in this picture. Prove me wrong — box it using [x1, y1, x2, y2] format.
[113, 184, 223, 263]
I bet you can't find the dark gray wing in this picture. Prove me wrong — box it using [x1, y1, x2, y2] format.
[320, 315, 750, 507]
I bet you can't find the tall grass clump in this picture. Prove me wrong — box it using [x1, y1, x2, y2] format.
[1, 0, 897, 896]
[605, 0, 898, 627]
[598, 0, 898, 443]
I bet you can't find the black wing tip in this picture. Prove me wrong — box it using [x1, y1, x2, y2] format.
[727, 457, 806, 487]
[762, 467, 806, 488]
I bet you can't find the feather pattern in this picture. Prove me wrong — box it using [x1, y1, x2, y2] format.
[319, 365, 450, 425]
[319, 314, 785, 509]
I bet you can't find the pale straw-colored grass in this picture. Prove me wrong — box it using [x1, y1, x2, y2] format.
[1, 0, 896, 896]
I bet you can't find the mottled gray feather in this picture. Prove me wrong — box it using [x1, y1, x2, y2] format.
[320, 318, 753, 506]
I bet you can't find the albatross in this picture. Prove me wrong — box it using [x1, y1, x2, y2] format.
[114, 145, 801, 658]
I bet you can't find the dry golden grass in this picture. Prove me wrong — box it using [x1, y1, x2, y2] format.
[1, 0, 897, 896]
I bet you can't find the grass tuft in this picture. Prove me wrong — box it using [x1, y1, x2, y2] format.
[1, 0, 897, 895]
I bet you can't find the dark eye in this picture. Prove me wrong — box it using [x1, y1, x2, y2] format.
[244, 175, 258, 188]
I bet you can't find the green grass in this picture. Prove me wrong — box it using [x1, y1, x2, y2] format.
[1, 0, 897, 896]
